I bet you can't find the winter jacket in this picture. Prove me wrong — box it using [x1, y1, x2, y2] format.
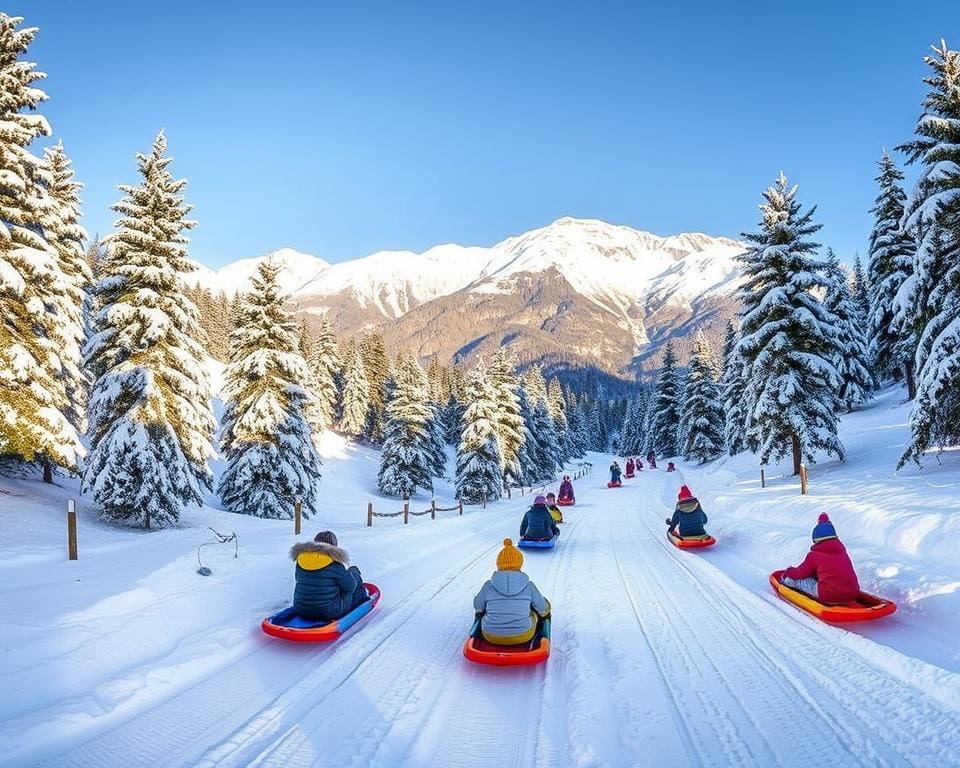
[520, 504, 560, 541]
[558, 480, 574, 501]
[548, 504, 563, 523]
[291, 541, 366, 621]
[667, 498, 708, 537]
[610, 465, 622, 483]
[473, 569, 549, 643]
[783, 538, 860, 603]
[625, 460, 635, 475]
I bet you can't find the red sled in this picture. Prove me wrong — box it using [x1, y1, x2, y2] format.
[624, 472, 635, 479]
[607, 481, 622, 488]
[261, 583, 381, 642]
[769, 570, 897, 623]
[667, 532, 716, 549]
[464, 615, 551, 666]
[557, 498, 575, 506]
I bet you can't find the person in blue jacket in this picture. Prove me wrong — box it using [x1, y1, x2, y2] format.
[610, 461, 623, 484]
[665, 486, 709, 538]
[290, 531, 368, 621]
[520, 496, 560, 541]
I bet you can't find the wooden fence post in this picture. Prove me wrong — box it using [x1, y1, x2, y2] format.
[294, 499, 302, 535]
[482, 496, 487, 510]
[800, 465, 808, 496]
[431, 499, 436, 520]
[458, 499, 463, 516]
[367, 501, 373, 527]
[403, 497, 409, 524]
[760, 468, 766, 488]
[67, 499, 78, 561]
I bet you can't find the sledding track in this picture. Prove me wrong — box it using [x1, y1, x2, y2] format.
[27, 473, 960, 768]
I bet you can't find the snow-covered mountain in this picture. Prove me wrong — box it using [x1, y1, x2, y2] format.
[190, 218, 746, 377]
[188, 247, 330, 297]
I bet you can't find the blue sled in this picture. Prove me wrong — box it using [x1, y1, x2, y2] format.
[518, 536, 558, 550]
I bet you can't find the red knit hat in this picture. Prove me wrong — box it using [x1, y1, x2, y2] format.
[678, 485, 693, 501]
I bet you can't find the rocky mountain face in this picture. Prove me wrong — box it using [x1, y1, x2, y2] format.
[189, 218, 745, 381]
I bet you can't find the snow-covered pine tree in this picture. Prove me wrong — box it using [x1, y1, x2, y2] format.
[360, 331, 391, 443]
[306, 318, 340, 428]
[84, 133, 214, 527]
[426, 356, 450, 404]
[217, 261, 322, 518]
[378, 353, 435, 497]
[455, 361, 504, 503]
[515, 386, 540, 485]
[850, 255, 871, 331]
[896, 41, 960, 466]
[649, 342, 683, 457]
[441, 392, 465, 444]
[43, 142, 92, 453]
[564, 397, 587, 458]
[867, 150, 917, 392]
[522, 365, 549, 405]
[824, 250, 874, 412]
[531, 399, 561, 479]
[619, 394, 644, 456]
[720, 320, 750, 455]
[680, 331, 725, 463]
[736, 173, 844, 474]
[339, 344, 370, 436]
[0, 16, 84, 475]
[487, 349, 525, 485]
[547, 377, 570, 462]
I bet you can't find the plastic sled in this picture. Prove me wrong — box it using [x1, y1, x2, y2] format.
[607, 481, 622, 488]
[625, 472, 635, 479]
[519, 536, 558, 550]
[463, 615, 551, 666]
[261, 583, 381, 642]
[769, 571, 896, 623]
[557, 498, 575, 506]
[667, 531, 716, 549]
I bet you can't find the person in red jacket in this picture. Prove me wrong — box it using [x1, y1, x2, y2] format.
[780, 514, 860, 603]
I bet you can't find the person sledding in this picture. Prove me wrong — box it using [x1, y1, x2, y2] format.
[665, 485, 709, 540]
[545, 492, 564, 524]
[609, 461, 623, 485]
[666, 461, 676, 472]
[778, 514, 860, 604]
[290, 531, 369, 621]
[646, 450, 657, 469]
[558, 475, 575, 503]
[473, 539, 551, 645]
[636, 458, 644, 470]
[625, 458, 636, 477]
[521, 495, 560, 541]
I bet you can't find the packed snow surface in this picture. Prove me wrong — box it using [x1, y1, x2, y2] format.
[2, 390, 960, 767]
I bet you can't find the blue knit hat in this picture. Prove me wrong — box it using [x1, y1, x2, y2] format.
[812, 513, 837, 543]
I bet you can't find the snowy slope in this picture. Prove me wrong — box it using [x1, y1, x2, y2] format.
[5, 388, 957, 767]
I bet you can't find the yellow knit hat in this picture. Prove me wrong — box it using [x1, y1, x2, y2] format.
[496, 538, 524, 571]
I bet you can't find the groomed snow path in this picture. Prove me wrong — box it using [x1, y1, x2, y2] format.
[28, 473, 960, 768]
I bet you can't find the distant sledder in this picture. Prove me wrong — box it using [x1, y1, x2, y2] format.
[772, 514, 896, 622]
[625, 458, 636, 478]
[608, 461, 623, 488]
[646, 450, 657, 469]
[464, 538, 551, 666]
[557, 475, 575, 506]
[666, 461, 676, 472]
[262, 530, 380, 642]
[519, 495, 560, 548]
[666, 486, 715, 549]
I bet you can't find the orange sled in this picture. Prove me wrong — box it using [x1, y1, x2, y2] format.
[463, 615, 551, 666]
[667, 531, 716, 549]
[769, 570, 897, 623]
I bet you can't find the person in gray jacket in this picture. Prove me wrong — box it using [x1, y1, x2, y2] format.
[473, 538, 551, 645]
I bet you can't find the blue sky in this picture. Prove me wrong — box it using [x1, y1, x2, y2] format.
[17, 1, 959, 268]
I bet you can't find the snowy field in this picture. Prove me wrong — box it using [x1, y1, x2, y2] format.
[2, 388, 960, 768]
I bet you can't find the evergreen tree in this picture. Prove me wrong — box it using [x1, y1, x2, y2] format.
[824, 251, 874, 412]
[84, 133, 214, 527]
[720, 320, 749, 455]
[306, 319, 340, 427]
[359, 331, 391, 443]
[523, 365, 549, 405]
[0, 16, 84, 474]
[565, 398, 588, 458]
[441, 392, 465, 444]
[850, 255, 871, 330]
[515, 386, 541, 485]
[649, 342, 683, 457]
[897, 41, 960, 465]
[547, 377, 570, 461]
[488, 349, 525, 484]
[378, 353, 435, 497]
[531, 399, 561, 478]
[619, 394, 647, 456]
[867, 150, 917, 391]
[736, 173, 843, 474]
[680, 331, 725, 463]
[218, 261, 322, 518]
[339, 345, 370, 436]
[426, 356, 450, 404]
[455, 362, 503, 503]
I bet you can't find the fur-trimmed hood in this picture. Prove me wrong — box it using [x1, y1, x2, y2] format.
[290, 541, 349, 566]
